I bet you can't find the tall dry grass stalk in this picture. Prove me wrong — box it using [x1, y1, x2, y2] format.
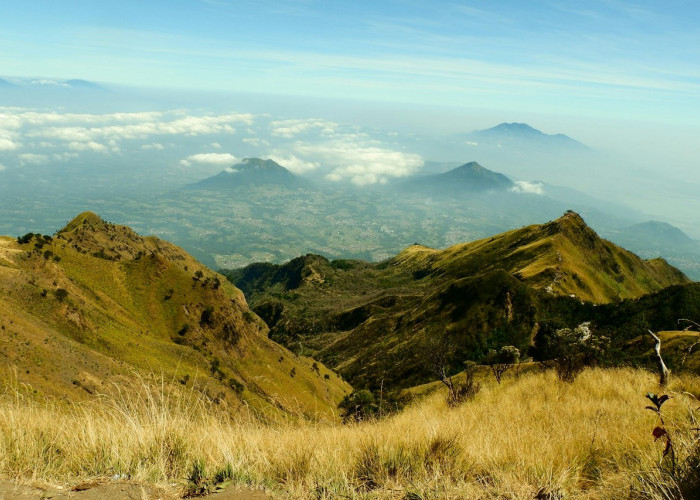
[0, 368, 698, 498]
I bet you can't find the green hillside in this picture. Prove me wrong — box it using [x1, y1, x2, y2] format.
[0, 213, 350, 420]
[226, 212, 690, 390]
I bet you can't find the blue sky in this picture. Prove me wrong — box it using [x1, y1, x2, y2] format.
[1, 0, 699, 123]
[1, 1, 700, 233]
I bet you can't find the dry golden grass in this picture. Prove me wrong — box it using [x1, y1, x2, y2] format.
[1, 368, 698, 498]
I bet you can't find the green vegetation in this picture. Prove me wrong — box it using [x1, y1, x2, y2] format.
[225, 212, 690, 390]
[0, 213, 350, 420]
[1, 210, 699, 498]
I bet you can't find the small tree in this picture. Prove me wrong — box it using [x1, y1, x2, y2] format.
[551, 322, 607, 382]
[486, 345, 520, 384]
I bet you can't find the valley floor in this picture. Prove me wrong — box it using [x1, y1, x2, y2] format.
[1, 367, 698, 499]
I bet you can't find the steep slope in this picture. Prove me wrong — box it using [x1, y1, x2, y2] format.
[187, 157, 312, 190]
[399, 161, 513, 195]
[393, 211, 688, 303]
[0, 213, 349, 419]
[227, 212, 689, 389]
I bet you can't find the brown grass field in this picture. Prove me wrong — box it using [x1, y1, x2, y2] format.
[0, 367, 698, 498]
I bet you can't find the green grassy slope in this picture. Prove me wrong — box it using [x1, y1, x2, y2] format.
[0, 213, 350, 420]
[227, 212, 690, 390]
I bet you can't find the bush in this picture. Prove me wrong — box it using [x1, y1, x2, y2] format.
[453, 361, 481, 403]
[199, 306, 215, 326]
[339, 388, 408, 422]
[485, 345, 520, 384]
[339, 390, 378, 422]
[551, 322, 608, 382]
[17, 233, 34, 244]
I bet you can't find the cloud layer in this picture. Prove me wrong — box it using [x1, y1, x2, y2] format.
[0, 107, 424, 186]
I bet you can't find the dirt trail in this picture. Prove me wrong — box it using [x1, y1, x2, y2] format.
[0, 480, 271, 499]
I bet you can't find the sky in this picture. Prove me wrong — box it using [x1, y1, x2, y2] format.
[1, 0, 700, 231]
[1, 0, 699, 121]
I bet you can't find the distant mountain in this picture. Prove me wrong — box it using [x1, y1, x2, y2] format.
[0, 78, 15, 87]
[187, 158, 313, 190]
[607, 221, 700, 280]
[227, 211, 689, 389]
[616, 221, 695, 247]
[0, 213, 349, 416]
[64, 79, 108, 90]
[399, 161, 513, 195]
[469, 122, 590, 151]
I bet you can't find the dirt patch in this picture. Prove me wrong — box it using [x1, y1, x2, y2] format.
[0, 480, 271, 499]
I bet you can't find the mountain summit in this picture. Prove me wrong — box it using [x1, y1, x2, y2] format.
[0, 214, 349, 416]
[188, 157, 312, 190]
[400, 161, 513, 195]
[471, 122, 590, 150]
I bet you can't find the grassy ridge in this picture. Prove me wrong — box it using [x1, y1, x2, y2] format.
[0, 368, 697, 498]
[0, 214, 350, 420]
[227, 212, 690, 390]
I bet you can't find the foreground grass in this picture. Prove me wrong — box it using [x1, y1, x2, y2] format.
[1, 368, 698, 498]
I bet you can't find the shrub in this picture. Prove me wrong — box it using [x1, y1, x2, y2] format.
[185, 458, 209, 496]
[453, 361, 481, 403]
[199, 306, 215, 326]
[17, 233, 34, 244]
[485, 345, 520, 384]
[228, 378, 244, 395]
[339, 390, 378, 423]
[550, 322, 608, 382]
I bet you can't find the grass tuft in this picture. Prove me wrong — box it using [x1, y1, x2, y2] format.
[0, 367, 698, 497]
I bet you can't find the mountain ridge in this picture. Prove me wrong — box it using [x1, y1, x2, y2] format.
[0, 213, 349, 418]
[226, 211, 689, 389]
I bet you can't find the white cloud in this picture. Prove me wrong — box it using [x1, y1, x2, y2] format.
[294, 140, 423, 185]
[141, 143, 164, 150]
[0, 128, 18, 151]
[224, 167, 239, 173]
[4, 109, 255, 151]
[68, 141, 109, 153]
[243, 137, 270, 147]
[267, 154, 319, 174]
[0, 163, 6, 172]
[180, 152, 238, 167]
[18, 153, 49, 164]
[270, 118, 338, 138]
[210, 142, 222, 148]
[0, 137, 17, 151]
[510, 181, 545, 195]
[52, 152, 79, 161]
